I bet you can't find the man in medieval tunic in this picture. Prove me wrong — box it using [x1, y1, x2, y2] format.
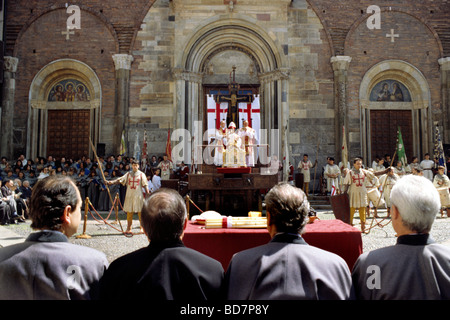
[324, 157, 340, 195]
[213, 120, 227, 166]
[420, 153, 435, 181]
[298, 154, 317, 196]
[342, 158, 375, 233]
[433, 165, 450, 218]
[157, 154, 173, 180]
[365, 168, 385, 218]
[238, 120, 257, 167]
[378, 167, 400, 217]
[352, 175, 450, 300]
[107, 160, 150, 234]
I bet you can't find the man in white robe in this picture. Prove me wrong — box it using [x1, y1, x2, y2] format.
[352, 175, 450, 300]
[107, 161, 150, 234]
[420, 153, 435, 181]
[433, 165, 450, 217]
[324, 157, 340, 195]
[298, 154, 317, 196]
[378, 167, 400, 217]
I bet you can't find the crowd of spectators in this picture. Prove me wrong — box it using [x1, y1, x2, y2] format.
[0, 153, 190, 224]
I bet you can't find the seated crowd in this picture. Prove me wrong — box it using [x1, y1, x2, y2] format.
[0, 154, 189, 225]
[0, 172, 449, 300]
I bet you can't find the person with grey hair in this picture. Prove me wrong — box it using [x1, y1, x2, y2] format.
[97, 188, 224, 300]
[351, 175, 450, 299]
[224, 182, 354, 300]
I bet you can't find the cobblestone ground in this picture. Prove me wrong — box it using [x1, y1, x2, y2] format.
[2, 208, 450, 264]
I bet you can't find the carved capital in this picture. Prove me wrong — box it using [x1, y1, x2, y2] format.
[4, 56, 19, 73]
[330, 56, 352, 72]
[112, 54, 134, 70]
[438, 57, 450, 71]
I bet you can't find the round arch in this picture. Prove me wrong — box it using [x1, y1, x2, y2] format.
[359, 60, 432, 162]
[180, 16, 286, 74]
[27, 59, 102, 159]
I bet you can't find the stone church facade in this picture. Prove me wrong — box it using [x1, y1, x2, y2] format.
[1, 0, 449, 179]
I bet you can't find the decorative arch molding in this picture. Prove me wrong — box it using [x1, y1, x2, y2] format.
[359, 60, 432, 162]
[180, 16, 287, 74]
[359, 60, 430, 110]
[27, 59, 102, 158]
[172, 15, 290, 173]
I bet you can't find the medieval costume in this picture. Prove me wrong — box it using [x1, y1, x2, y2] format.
[343, 167, 375, 232]
[324, 162, 340, 194]
[378, 171, 400, 216]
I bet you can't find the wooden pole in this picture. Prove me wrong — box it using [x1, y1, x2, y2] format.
[186, 195, 190, 220]
[89, 137, 114, 206]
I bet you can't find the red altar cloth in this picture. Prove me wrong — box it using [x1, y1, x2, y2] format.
[216, 167, 251, 174]
[183, 219, 362, 271]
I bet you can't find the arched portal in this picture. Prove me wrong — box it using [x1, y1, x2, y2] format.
[360, 60, 432, 163]
[173, 17, 289, 166]
[27, 59, 102, 159]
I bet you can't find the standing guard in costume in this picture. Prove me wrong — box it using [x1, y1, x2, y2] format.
[433, 165, 450, 218]
[324, 157, 340, 195]
[107, 160, 150, 234]
[342, 158, 375, 233]
[420, 153, 435, 181]
[378, 167, 400, 217]
[298, 154, 317, 196]
[157, 154, 173, 180]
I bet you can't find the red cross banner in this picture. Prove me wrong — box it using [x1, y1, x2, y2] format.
[207, 95, 228, 131]
[238, 95, 260, 141]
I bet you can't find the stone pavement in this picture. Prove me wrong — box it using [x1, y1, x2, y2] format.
[1, 209, 450, 264]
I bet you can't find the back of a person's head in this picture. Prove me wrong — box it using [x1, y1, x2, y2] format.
[29, 175, 79, 231]
[390, 175, 440, 233]
[141, 188, 187, 242]
[265, 182, 309, 234]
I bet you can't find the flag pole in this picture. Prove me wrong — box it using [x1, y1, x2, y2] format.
[89, 137, 115, 206]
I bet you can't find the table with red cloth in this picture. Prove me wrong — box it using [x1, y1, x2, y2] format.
[183, 219, 363, 271]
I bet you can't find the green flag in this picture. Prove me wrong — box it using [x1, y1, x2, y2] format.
[397, 127, 407, 167]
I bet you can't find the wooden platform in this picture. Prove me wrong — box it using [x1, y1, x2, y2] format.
[188, 165, 279, 216]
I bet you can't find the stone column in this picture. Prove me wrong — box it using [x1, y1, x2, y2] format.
[331, 56, 352, 161]
[279, 69, 290, 182]
[1, 57, 19, 159]
[439, 57, 450, 141]
[112, 54, 134, 155]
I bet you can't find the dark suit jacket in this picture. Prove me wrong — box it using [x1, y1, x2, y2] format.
[224, 233, 354, 300]
[0, 230, 108, 300]
[97, 239, 224, 300]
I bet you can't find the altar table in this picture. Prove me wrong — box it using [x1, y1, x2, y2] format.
[183, 219, 363, 271]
